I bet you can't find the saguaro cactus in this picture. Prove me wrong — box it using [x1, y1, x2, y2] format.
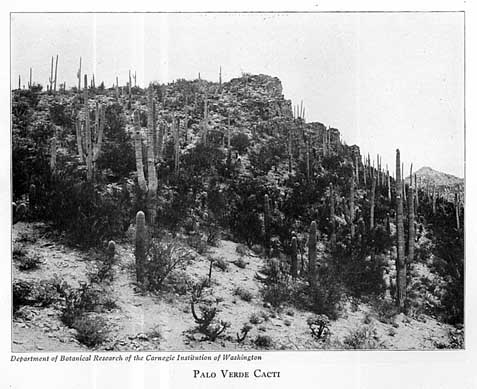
[50, 136, 57, 173]
[174, 115, 180, 173]
[329, 184, 336, 250]
[202, 95, 209, 144]
[308, 221, 317, 283]
[49, 56, 54, 92]
[77, 57, 82, 92]
[107, 240, 116, 263]
[432, 186, 437, 215]
[264, 194, 271, 256]
[135, 211, 146, 285]
[455, 192, 460, 230]
[291, 236, 298, 278]
[395, 149, 406, 311]
[75, 81, 105, 181]
[134, 85, 158, 224]
[54, 54, 58, 92]
[408, 165, 415, 266]
[349, 174, 355, 238]
[370, 171, 376, 230]
[115, 76, 119, 101]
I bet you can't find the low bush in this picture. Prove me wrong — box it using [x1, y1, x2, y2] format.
[232, 257, 248, 269]
[12, 279, 60, 313]
[73, 314, 109, 348]
[249, 313, 262, 325]
[143, 237, 193, 293]
[61, 282, 116, 328]
[343, 324, 382, 349]
[254, 335, 273, 349]
[233, 287, 254, 302]
[213, 257, 229, 272]
[16, 253, 42, 271]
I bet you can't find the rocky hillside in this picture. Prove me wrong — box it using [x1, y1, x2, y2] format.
[11, 73, 464, 352]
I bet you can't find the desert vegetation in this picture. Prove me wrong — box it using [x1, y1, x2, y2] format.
[11, 65, 464, 351]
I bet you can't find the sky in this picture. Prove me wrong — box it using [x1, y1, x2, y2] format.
[10, 12, 464, 177]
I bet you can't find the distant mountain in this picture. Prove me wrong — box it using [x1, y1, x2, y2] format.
[406, 166, 463, 191]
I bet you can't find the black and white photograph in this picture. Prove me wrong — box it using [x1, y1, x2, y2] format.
[10, 11, 465, 354]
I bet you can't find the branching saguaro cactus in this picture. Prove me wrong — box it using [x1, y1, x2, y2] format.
[135, 211, 146, 285]
[134, 85, 158, 224]
[395, 149, 406, 311]
[408, 164, 415, 266]
[308, 221, 317, 284]
[264, 194, 271, 257]
[75, 78, 105, 181]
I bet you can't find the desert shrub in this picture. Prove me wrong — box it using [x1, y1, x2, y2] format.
[96, 103, 135, 179]
[49, 103, 73, 128]
[61, 282, 116, 327]
[249, 313, 262, 325]
[12, 279, 60, 313]
[87, 248, 117, 284]
[16, 253, 42, 271]
[232, 257, 248, 269]
[307, 314, 330, 340]
[143, 237, 193, 293]
[230, 133, 250, 155]
[233, 287, 254, 302]
[186, 234, 209, 255]
[343, 324, 382, 350]
[12, 244, 28, 260]
[254, 335, 273, 349]
[73, 314, 109, 348]
[213, 257, 229, 272]
[373, 299, 399, 324]
[261, 282, 291, 308]
[163, 270, 195, 295]
[48, 178, 133, 248]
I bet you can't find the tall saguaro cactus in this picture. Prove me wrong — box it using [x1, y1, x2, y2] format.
[264, 194, 271, 257]
[370, 171, 376, 230]
[349, 173, 355, 238]
[54, 54, 58, 92]
[395, 149, 406, 311]
[75, 79, 105, 181]
[291, 236, 298, 278]
[308, 221, 317, 284]
[455, 192, 460, 230]
[135, 211, 146, 285]
[329, 184, 336, 250]
[77, 57, 82, 92]
[134, 85, 158, 225]
[202, 95, 209, 144]
[408, 164, 415, 266]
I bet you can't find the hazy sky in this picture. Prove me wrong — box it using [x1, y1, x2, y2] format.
[11, 12, 464, 177]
